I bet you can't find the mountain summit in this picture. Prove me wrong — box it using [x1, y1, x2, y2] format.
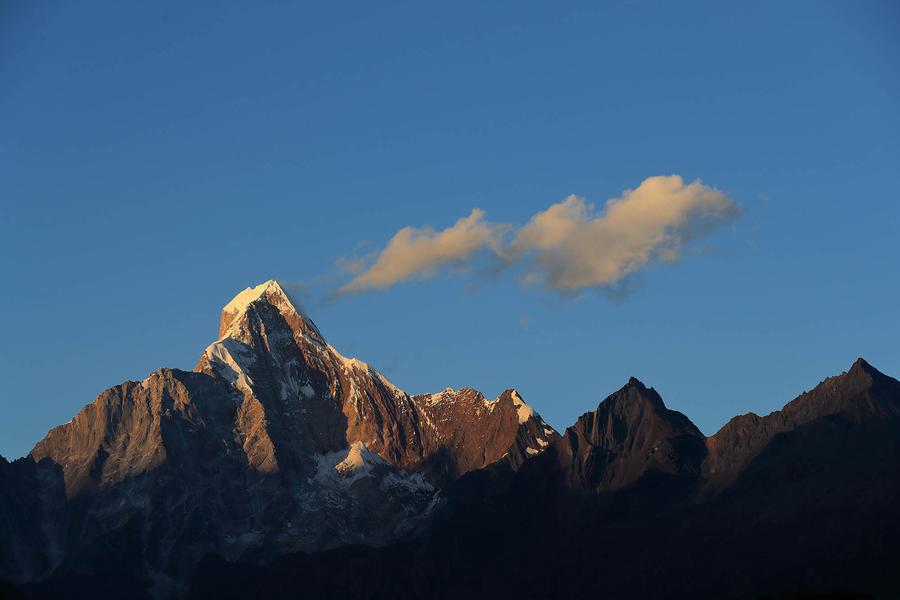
[2, 283, 899, 599]
[10, 280, 556, 595]
[217, 279, 323, 342]
[189, 356, 900, 600]
[557, 377, 706, 490]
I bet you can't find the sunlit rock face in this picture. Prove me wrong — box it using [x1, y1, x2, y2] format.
[10, 280, 900, 599]
[183, 358, 900, 600]
[5, 280, 556, 595]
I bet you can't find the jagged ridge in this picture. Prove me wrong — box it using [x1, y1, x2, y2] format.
[3, 280, 900, 600]
[3, 280, 556, 595]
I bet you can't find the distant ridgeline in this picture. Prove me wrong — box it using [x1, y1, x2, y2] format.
[2, 281, 899, 599]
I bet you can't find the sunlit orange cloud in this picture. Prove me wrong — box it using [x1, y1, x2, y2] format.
[336, 175, 740, 296]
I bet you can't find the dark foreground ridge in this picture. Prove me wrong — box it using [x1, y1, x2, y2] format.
[1, 282, 898, 599]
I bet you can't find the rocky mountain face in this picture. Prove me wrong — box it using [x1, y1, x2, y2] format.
[188, 357, 900, 600]
[3, 281, 900, 599]
[556, 377, 706, 491]
[703, 357, 900, 491]
[1, 281, 555, 597]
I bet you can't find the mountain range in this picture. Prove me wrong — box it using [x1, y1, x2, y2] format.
[2, 280, 898, 599]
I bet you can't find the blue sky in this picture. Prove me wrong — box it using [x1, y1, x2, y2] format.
[2, 1, 899, 458]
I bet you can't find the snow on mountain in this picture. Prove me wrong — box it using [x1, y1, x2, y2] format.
[511, 389, 534, 423]
[14, 280, 556, 593]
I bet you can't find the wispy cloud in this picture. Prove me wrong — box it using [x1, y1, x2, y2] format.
[335, 209, 508, 296]
[335, 175, 740, 297]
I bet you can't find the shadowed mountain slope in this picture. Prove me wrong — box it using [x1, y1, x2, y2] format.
[190, 358, 900, 600]
[2, 282, 898, 599]
[0, 281, 555, 597]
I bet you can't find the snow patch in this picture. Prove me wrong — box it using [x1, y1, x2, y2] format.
[328, 345, 406, 399]
[203, 338, 256, 391]
[139, 374, 154, 390]
[425, 388, 459, 406]
[328, 344, 369, 373]
[510, 390, 534, 424]
[482, 396, 499, 411]
[328, 344, 371, 402]
[336, 442, 387, 474]
[312, 442, 387, 486]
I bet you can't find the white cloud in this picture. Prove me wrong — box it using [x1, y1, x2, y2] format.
[335, 209, 506, 295]
[504, 195, 590, 260]
[513, 175, 740, 291]
[335, 175, 740, 296]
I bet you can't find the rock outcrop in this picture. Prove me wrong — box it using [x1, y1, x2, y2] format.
[556, 377, 706, 491]
[4, 280, 555, 595]
[5, 280, 900, 599]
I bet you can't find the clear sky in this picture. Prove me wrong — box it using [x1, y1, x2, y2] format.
[2, 1, 899, 459]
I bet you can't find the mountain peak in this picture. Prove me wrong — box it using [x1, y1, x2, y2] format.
[560, 380, 705, 491]
[626, 376, 647, 389]
[222, 279, 288, 313]
[218, 280, 323, 341]
[849, 357, 877, 377]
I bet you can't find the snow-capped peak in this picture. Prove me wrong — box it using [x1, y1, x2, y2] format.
[219, 280, 322, 340]
[222, 280, 294, 316]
